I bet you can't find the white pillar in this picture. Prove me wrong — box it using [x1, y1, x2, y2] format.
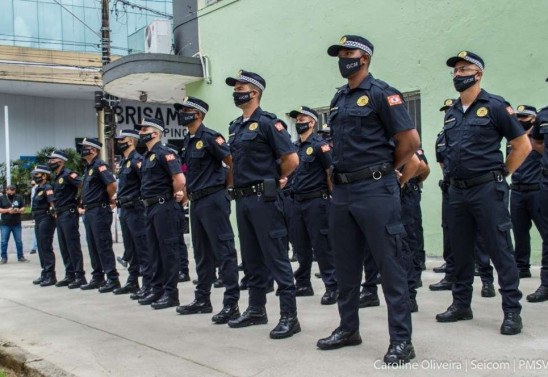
[4, 105, 10, 186]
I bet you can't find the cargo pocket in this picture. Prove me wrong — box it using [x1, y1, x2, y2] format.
[269, 228, 288, 256]
[386, 223, 406, 259]
[497, 222, 513, 249]
[163, 236, 180, 258]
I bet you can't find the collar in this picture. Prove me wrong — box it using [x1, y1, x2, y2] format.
[339, 73, 374, 92]
[149, 141, 163, 154]
[454, 88, 489, 110]
[86, 156, 98, 167]
[237, 107, 263, 124]
[192, 124, 206, 139]
[124, 149, 137, 161]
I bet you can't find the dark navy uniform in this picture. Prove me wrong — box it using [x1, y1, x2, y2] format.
[291, 132, 337, 294]
[32, 181, 56, 281]
[182, 124, 239, 307]
[51, 166, 85, 281]
[228, 107, 297, 316]
[82, 157, 119, 282]
[443, 89, 523, 314]
[140, 141, 184, 300]
[328, 73, 414, 342]
[117, 149, 149, 287]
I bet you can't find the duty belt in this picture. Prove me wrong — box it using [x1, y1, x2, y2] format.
[32, 209, 51, 216]
[141, 194, 171, 208]
[333, 163, 394, 184]
[438, 178, 450, 192]
[116, 196, 142, 208]
[510, 183, 540, 192]
[402, 182, 420, 194]
[293, 190, 329, 201]
[83, 202, 108, 210]
[231, 183, 264, 199]
[450, 171, 504, 189]
[543, 167, 548, 176]
[188, 185, 225, 201]
[55, 205, 77, 214]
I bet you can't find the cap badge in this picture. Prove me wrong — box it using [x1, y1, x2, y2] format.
[517, 105, 525, 112]
[445, 99, 453, 106]
[458, 51, 468, 58]
[476, 107, 489, 117]
[339, 36, 347, 45]
[357, 95, 369, 107]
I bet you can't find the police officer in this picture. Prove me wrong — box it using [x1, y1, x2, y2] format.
[136, 118, 185, 310]
[112, 129, 149, 295]
[47, 150, 86, 288]
[78, 138, 120, 292]
[528, 105, 548, 302]
[510, 105, 544, 279]
[317, 35, 419, 365]
[173, 97, 240, 323]
[288, 106, 338, 305]
[224, 70, 300, 339]
[30, 165, 57, 287]
[436, 51, 531, 335]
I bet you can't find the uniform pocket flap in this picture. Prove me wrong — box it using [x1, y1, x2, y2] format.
[241, 132, 259, 141]
[497, 222, 512, 232]
[218, 233, 234, 241]
[348, 107, 373, 117]
[386, 223, 405, 235]
[269, 229, 287, 239]
[470, 118, 491, 126]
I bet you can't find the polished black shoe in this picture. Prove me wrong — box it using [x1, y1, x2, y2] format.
[40, 276, 57, 287]
[410, 299, 418, 313]
[321, 289, 338, 305]
[151, 294, 179, 310]
[269, 314, 301, 339]
[436, 304, 473, 322]
[176, 299, 213, 315]
[526, 285, 548, 303]
[68, 277, 87, 289]
[212, 304, 240, 324]
[228, 306, 268, 328]
[289, 253, 298, 262]
[30, 249, 37, 255]
[80, 279, 105, 290]
[213, 278, 224, 288]
[113, 281, 139, 295]
[481, 283, 496, 298]
[116, 256, 128, 268]
[314, 272, 322, 279]
[500, 312, 522, 335]
[55, 277, 74, 287]
[519, 270, 532, 278]
[138, 291, 162, 305]
[474, 264, 480, 276]
[433, 262, 447, 273]
[295, 286, 314, 297]
[383, 340, 416, 365]
[317, 327, 362, 350]
[239, 280, 248, 290]
[98, 279, 121, 293]
[416, 279, 423, 288]
[238, 263, 244, 271]
[33, 275, 44, 285]
[178, 272, 190, 282]
[192, 279, 199, 285]
[130, 286, 150, 300]
[429, 278, 453, 291]
[359, 290, 380, 308]
[420, 261, 426, 271]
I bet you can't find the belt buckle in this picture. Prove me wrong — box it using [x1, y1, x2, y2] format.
[322, 192, 328, 200]
[158, 197, 166, 204]
[101, 203, 107, 208]
[495, 173, 504, 183]
[372, 171, 382, 180]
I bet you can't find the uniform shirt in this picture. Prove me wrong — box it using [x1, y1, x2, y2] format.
[228, 107, 295, 188]
[140, 141, 183, 199]
[292, 132, 332, 193]
[443, 89, 523, 179]
[82, 157, 116, 205]
[182, 124, 229, 193]
[31, 183, 55, 211]
[0, 194, 24, 226]
[328, 74, 415, 173]
[532, 106, 548, 183]
[117, 149, 143, 199]
[52, 167, 82, 208]
[507, 140, 542, 185]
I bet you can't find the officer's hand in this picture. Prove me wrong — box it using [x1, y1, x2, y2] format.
[279, 177, 288, 189]
[78, 208, 85, 215]
[174, 190, 185, 203]
[111, 193, 117, 202]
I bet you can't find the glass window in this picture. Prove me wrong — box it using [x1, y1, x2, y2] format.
[13, 0, 39, 48]
[38, 2, 63, 50]
[83, 5, 101, 53]
[0, 0, 14, 46]
[61, 4, 87, 51]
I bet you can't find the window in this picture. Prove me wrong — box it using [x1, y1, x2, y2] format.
[403, 90, 422, 138]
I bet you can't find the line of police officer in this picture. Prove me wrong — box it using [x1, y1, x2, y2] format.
[27, 34, 548, 366]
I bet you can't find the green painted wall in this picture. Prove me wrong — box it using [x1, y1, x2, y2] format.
[185, 0, 547, 260]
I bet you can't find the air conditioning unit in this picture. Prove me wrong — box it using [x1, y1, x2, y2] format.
[144, 20, 172, 54]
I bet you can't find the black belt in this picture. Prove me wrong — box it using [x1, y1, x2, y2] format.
[450, 171, 504, 189]
[438, 179, 450, 192]
[293, 190, 328, 201]
[83, 202, 108, 210]
[55, 205, 77, 214]
[231, 183, 264, 199]
[32, 209, 50, 216]
[141, 195, 171, 208]
[188, 185, 225, 201]
[543, 167, 548, 176]
[402, 182, 420, 194]
[116, 196, 142, 208]
[510, 183, 540, 192]
[333, 163, 394, 184]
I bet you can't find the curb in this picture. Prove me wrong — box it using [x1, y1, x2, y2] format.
[0, 340, 75, 377]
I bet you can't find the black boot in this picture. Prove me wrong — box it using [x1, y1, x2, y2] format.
[131, 286, 150, 301]
[98, 279, 121, 293]
[33, 273, 45, 285]
[40, 274, 57, 287]
[433, 262, 447, 273]
[383, 340, 415, 365]
[519, 269, 532, 278]
[500, 312, 522, 335]
[213, 278, 224, 288]
[211, 304, 240, 324]
[409, 298, 418, 313]
[359, 290, 380, 308]
[175, 298, 213, 315]
[228, 306, 268, 328]
[317, 327, 362, 350]
[178, 272, 190, 282]
[138, 291, 163, 305]
[80, 278, 105, 290]
[295, 286, 314, 297]
[321, 289, 338, 305]
[436, 304, 473, 322]
[481, 283, 496, 298]
[113, 281, 139, 295]
[55, 276, 74, 287]
[429, 278, 453, 291]
[151, 294, 179, 310]
[527, 286, 548, 303]
[68, 277, 87, 289]
[269, 314, 301, 339]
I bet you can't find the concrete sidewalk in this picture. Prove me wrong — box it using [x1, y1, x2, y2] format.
[0, 222, 547, 376]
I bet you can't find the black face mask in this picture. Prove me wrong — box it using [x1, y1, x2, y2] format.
[453, 74, 477, 92]
[178, 113, 197, 126]
[295, 122, 310, 134]
[48, 161, 60, 171]
[233, 92, 252, 106]
[80, 148, 93, 158]
[117, 141, 130, 153]
[34, 176, 44, 184]
[140, 133, 154, 143]
[519, 120, 534, 131]
[338, 57, 362, 78]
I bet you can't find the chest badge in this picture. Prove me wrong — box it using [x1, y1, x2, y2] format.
[306, 147, 314, 155]
[356, 95, 369, 107]
[195, 140, 204, 150]
[476, 107, 488, 117]
[126, 161, 131, 168]
[248, 122, 258, 131]
[38, 191, 43, 196]
[58, 178, 64, 184]
[149, 154, 156, 161]
[88, 169, 94, 176]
